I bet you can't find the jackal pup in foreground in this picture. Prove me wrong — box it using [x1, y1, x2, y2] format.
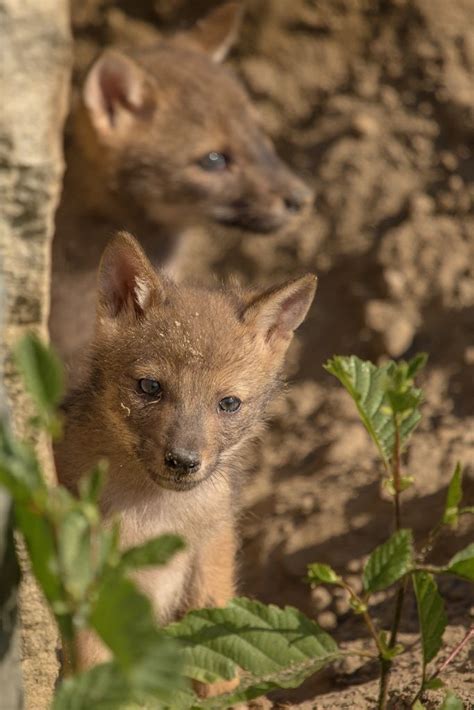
[56, 232, 317, 675]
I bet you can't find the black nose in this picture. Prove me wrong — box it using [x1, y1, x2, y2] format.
[284, 186, 313, 213]
[164, 449, 201, 475]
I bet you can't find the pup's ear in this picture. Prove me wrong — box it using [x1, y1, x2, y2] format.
[179, 2, 243, 63]
[243, 274, 317, 349]
[97, 232, 165, 321]
[83, 50, 156, 141]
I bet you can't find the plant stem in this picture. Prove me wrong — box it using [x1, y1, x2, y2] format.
[389, 577, 407, 647]
[392, 421, 402, 530]
[341, 581, 385, 656]
[378, 657, 391, 709]
[378, 415, 405, 710]
[429, 625, 474, 682]
[61, 629, 79, 675]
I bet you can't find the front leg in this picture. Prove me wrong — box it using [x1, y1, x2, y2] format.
[187, 523, 240, 699]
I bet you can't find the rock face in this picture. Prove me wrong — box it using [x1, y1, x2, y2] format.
[0, 1, 71, 707]
[0, 491, 22, 710]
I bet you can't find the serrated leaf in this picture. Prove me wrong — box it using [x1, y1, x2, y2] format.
[447, 544, 474, 581]
[443, 463, 463, 526]
[167, 597, 339, 693]
[439, 691, 464, 710]
[307, 563, 341, 584]
[324, 356, 423, 464]
[412, 572, 447, 668]
[120, 534, 185, 571]
[363, 529, 413, 593]
[14, 334, 63, 416]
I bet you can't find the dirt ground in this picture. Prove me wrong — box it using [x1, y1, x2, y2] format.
[28, 0, 474, 707]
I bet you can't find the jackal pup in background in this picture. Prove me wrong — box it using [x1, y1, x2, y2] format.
[56, 232, 317, 679]
[51, 2, 313, 364]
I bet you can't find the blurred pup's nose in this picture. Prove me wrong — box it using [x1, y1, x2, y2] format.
[164, 449, 201, 475]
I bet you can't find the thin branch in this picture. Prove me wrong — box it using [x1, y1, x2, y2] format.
[429, 626, 474, 682]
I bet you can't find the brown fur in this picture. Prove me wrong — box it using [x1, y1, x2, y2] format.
[50, 2, 313, 366]
[55, 232, 317, 678]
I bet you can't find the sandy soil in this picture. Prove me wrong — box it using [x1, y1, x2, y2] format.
[27, 1, 474, 707]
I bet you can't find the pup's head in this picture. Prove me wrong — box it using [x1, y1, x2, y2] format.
[77, 2, 313, 234]
[91, 232, 317, 492]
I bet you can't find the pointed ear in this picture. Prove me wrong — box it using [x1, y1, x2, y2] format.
[83, 50, 156, 140]
[97, 232, 164, 320]
[180, 2, 243, 63]
[243, 274, 317, 348]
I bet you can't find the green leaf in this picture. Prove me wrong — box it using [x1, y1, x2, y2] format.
[120, 534, 185, 571]
[406, 353, 428, 379]
[306, 563, 341, 585]
[423, 677, 444, 690]
[412, 572, 447, 669]
[383, 475, 414, 496]
[90, 573, 185, 699]
[53, 663, 132, 710]
[15, 504, 63, 604]
[167, 597, 339, 693]
[14, 334, 63, 417]
[412, 701, 427, 710]
[378, 630, 404, 660]
[447, 544, 474, 581]
[363, 529, 413, 593]
[324, 356, 424, 464]
[57, 508, 93, 601]
[439, 691, 464, 710]
[78, 461, 107, 504]
[0, 421, 44, 500]
[443, 463, 463, 527]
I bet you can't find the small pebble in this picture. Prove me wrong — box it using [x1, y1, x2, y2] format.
[347, 558, 363, 573]
[334, 594, 351, 616]
[346, 575, 363, 594]
[300, 493, 315, 514]
[317, 611, 338, 630]
[311, 586, 332, 611]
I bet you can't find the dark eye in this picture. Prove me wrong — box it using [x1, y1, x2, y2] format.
[199, 151, 230, 172]
[139, 378, 162, 397]
[218, 396, 241, 413]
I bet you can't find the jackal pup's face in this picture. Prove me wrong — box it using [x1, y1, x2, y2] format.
[92, 233, 316, 491]
[79, 3, 313, 234]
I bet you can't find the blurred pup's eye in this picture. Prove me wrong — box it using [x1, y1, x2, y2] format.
[199, 151, 230, 171]
[139, 378, 162, 397]
[218, 396, 241, 413]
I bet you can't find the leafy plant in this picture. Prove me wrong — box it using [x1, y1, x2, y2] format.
[2, 337, 471, 708]
[304, 355, 473, 709]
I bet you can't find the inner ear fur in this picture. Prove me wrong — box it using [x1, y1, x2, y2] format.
[243, 274, 317, 343]
[97, 231, 165, 320]
[83, 49, 157, 138]
[176, 2, 243, 63]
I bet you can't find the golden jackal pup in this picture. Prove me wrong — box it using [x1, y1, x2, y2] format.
[56, 232, 317, 677]
[51, 2, 313, 364]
